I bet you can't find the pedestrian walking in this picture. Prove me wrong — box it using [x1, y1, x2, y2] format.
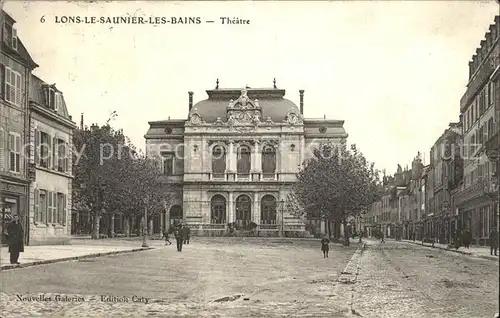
[464, 228, 471, 249]
[174, 225, 183, 252]
[380, 231, 385, 243]
[489, 228, 498, 256]
[163, 227, 172, 245]
[5, 215, 24, 264]
[321, 236, 330, 258]
[182, 224, 191, 245]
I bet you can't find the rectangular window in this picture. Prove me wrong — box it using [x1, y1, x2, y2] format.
[8, 132, 21, 173]
[12, 27, 17, 50]
[4, 67, 22, 106]
[57, 193, 65, 224]
[39, 131, 50, 168]
[56, 138, 66, 172]
[46, 88, 63, 111]
[163, 153, 174, 176]
[47, 191, 57, 224]
[3, 23, 16, 50]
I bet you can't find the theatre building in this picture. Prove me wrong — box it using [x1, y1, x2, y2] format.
[145, 82, 348, 236]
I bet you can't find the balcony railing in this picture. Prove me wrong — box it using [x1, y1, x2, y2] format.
[209, 173, 227, 181]
[236, 173, 250, 181]
[454, 176, 498, 206]
[207, 172, 280, 181]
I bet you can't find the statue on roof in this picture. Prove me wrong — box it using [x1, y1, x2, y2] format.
[237, 88, 249, 108]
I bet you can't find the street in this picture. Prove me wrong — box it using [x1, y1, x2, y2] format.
[0, 238, 498, 317]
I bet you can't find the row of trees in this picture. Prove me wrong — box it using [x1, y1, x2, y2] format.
[291, 141, 384, 245]
[72, 122, 170, 239]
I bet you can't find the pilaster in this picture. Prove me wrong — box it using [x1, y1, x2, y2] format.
[228, 191, 234, 223]
[253, 192, 260, 224]
[228, 140, 236, 172]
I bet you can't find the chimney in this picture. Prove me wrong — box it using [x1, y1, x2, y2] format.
[80, 113, 84, 129]
[188, 91, 193, 111]
[299, 90, 304, 115]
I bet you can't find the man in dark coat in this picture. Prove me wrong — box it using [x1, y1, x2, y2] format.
[182, 224, 191, 245]
[6, 215, 24, 264]
[489, 228, 498, 256]
[321, 236, 330, 258]
[174, 224, 183, 252]
[463, 228, 471, 248]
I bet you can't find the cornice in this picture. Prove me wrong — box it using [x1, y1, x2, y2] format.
[29, 101, 77, 129]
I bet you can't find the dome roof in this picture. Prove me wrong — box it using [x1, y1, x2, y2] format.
[189, 87, 300, 123]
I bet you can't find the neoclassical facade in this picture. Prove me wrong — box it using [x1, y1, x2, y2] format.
[145, 84, 348, 235]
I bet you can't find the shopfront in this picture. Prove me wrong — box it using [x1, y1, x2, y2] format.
[0, 179, 28, 245]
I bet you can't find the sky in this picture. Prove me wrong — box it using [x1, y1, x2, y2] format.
[3, 0, 499, 175]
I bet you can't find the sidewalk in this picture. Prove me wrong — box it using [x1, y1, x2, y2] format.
[0, 240, 162, 270]
[398, 239, 499, 261]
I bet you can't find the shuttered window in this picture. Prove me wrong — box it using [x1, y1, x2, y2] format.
[39, 190, 47, 224]
[4, 67, 21, 106]
[34, 188, 40, 223]
[57, 193, 66, 225]
[8, 132, 21, 173]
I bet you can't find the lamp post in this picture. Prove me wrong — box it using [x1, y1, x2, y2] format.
[278, 199, 285, 237]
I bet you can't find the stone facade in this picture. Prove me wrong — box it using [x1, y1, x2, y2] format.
[455, 15, 499, 245]
[0, 10, 37, 245]
[27, 75, 76, 245]
[1, 10, 75, 245]
[145, 85, 348, 236]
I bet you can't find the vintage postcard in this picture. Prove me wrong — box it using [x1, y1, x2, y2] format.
[0, 0, 499, 317]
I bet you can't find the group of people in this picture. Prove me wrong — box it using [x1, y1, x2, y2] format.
[164, 222, 191, 252]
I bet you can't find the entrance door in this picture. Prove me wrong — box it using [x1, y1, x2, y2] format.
[1, 199, 18, 245]
[235, 195, 252, 229]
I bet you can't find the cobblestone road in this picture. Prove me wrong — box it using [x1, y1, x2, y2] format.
[352, 240, 499, 318]
[0, 238, 357, 317]
[0, 238, 497, 317]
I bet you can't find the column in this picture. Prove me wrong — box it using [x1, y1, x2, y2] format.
[256, 143, 262, 172]
[253, 192, 260, 225]
[228, 192, 234, 223]
[228, 140, 236, 172]
[251, 142, 257, 171]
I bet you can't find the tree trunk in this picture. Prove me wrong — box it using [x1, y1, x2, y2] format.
[327, 217, 331, 238]
[343, 219, 350, 246]
[110, 214, 115, 238]
[148, 218, 153, 236]
[92, 211, 100, 239]
[124, 216, 130, 237]
[334, 220, 341, 239]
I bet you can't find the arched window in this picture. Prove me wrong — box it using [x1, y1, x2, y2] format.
[260, 195, 277, 225]
[210, 195, 226, 224]
[212, 145, 226, 178]
[237, 145, 251, 178]
[235, 195, 252, 229]
[262, 145, 276, 178]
